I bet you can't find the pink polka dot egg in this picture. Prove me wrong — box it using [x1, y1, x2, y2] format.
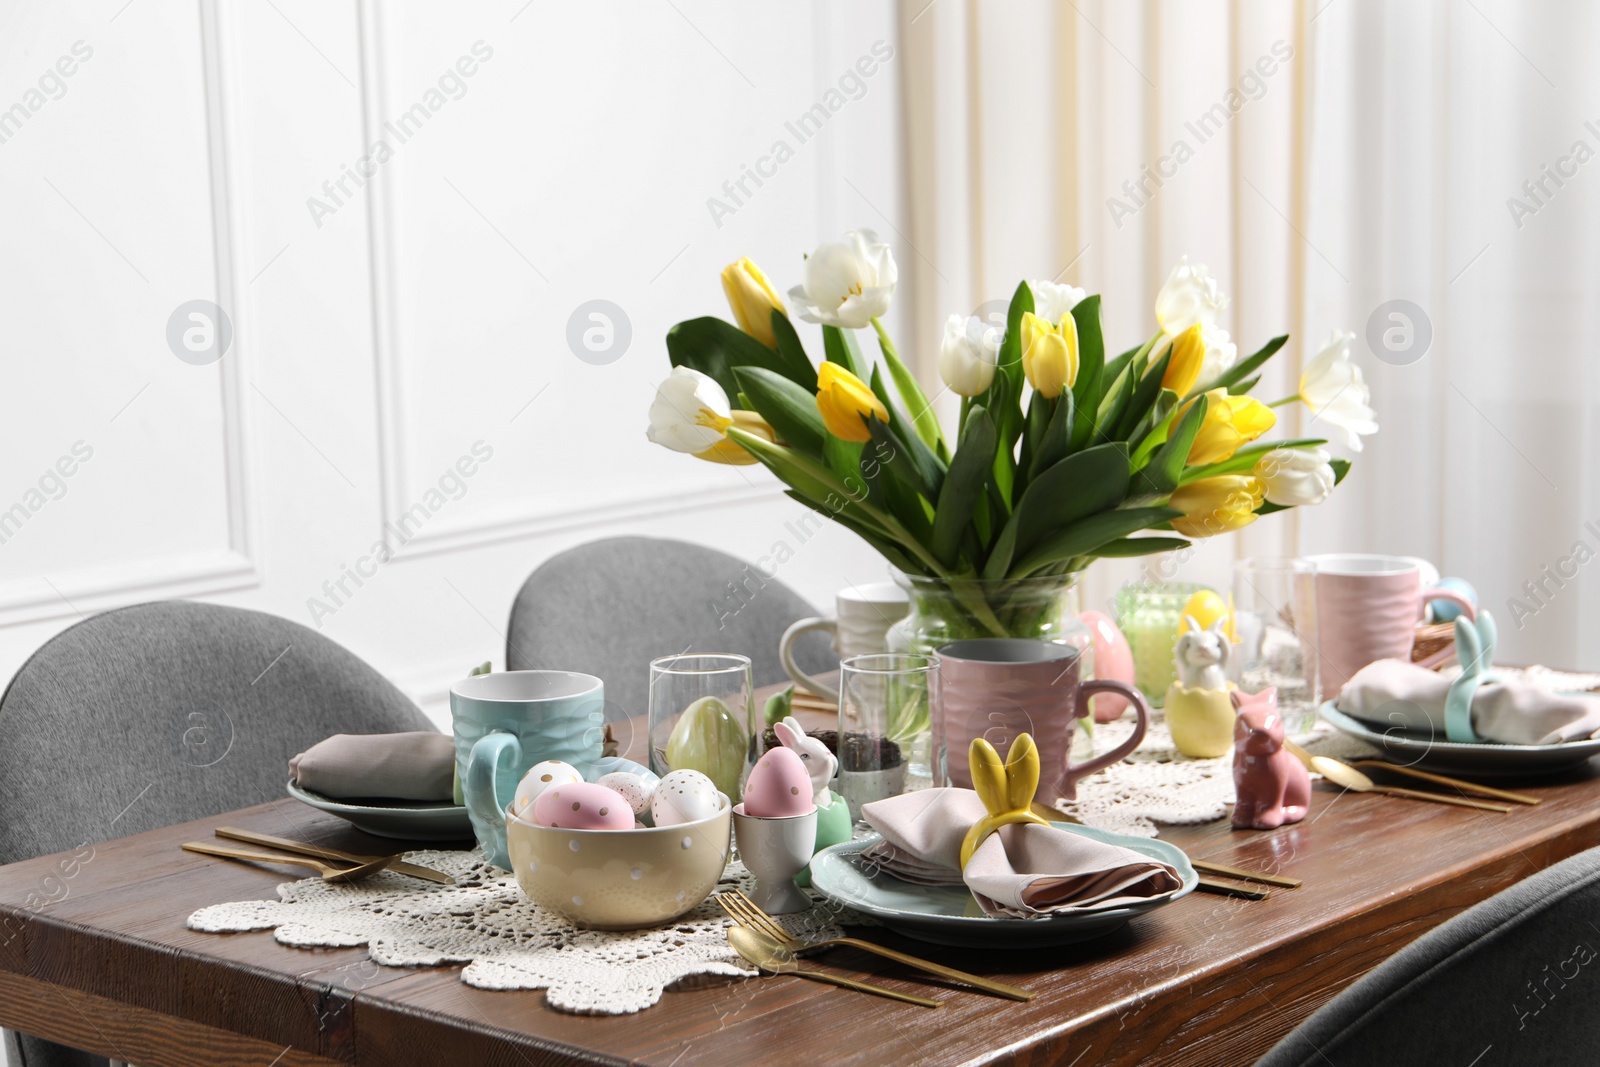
[741, 746, 814, 818]
[530, 781, 634, 831]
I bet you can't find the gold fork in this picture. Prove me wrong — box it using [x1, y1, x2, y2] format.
[717, 891, 1035, 1001]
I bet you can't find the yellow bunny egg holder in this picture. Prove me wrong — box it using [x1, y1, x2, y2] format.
[958, 733, 1053, 869]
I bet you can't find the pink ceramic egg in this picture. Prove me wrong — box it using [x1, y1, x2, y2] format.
[1080, 610, 1136, 722]
[741, 747, 815, 818]
[531, 781, 634, 831]
[596, 771, 653, 816]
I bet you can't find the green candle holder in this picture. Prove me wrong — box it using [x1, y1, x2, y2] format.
[1113, 582, 1207, 707]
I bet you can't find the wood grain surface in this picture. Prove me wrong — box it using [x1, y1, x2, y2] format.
[3, 735, 1598, 1065]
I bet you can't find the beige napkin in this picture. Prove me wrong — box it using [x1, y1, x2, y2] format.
[860, 789, 1183, 919]
[289, 732, 456, 801]
[1338, 659, 1600, 745]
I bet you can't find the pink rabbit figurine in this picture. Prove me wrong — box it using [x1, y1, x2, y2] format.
[1231, 688, 1311, 831]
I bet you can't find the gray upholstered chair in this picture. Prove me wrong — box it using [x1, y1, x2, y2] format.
[505, 536, 837, 722]
[1256, 844, 1600, 1066]
[0, 600, 433, 1067]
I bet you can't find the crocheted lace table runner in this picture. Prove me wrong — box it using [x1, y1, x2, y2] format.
[188, 852, 857, 1015]
[190, 666, 1597, 1013]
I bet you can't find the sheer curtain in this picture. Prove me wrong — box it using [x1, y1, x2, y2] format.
[896, 0, 1597, 668]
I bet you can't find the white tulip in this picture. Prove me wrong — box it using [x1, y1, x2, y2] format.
[645, 366, 733, 454]
[1155, 256, 1228, 337]
[1028, 279, 1086, 326]
[937, 314, 1001, 397]
[1254, 446, 1336, 507]
[1194, 322, 1238, 390]
[786, 229, 897, 329]
[1299, 329, 1379, 451]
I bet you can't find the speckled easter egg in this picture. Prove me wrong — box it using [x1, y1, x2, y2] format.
[596, 771, 653, 816]
[650, 769, 721, 826]
[530, 781, 634, 831]
[512, 760, 583, 817]
[741, 746, 814, 818]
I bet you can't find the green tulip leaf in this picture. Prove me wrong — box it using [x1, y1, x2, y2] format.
[1027, 389, 1075, 483]
[1012, 506, 1184, 577]
[1114, 344, 1173, 440]
[823, 324, 868, 381]
[1226, 374, 1261, 396]
[1212, 334, 1289, 391]
[1133, 392, 1208, 498]
[667, 317, 796, 405]
[1179, 436, 1328, 483]
[869, 365, 946, 494]
[1088, 535, 1192, 558]
[769, 310, 819, 391]
[733, 366, 825, 456]
[985, 443, 1131, 577]
[931, 405, 997, 568]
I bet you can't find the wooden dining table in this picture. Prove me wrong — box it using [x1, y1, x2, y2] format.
[3, 699, 1599, 1067]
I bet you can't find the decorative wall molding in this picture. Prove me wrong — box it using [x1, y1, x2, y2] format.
[0, 0, 261, 629]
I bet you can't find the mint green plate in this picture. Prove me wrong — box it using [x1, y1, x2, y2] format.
[808, 822, 1196, 948]
[286, 781, 474, 842]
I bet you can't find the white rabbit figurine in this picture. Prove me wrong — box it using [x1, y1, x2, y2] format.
[773, 716, 837, 806]
[1174, 615, 1231, 692]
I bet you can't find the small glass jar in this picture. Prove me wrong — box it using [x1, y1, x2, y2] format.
[1113, 581, 1207, 705]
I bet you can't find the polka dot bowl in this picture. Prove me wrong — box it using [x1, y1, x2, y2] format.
[504, 792, 732, 930]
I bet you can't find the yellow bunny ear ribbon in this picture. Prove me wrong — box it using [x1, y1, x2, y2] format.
[959, 732, 1052, 869]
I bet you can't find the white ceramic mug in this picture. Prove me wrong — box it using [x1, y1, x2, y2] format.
[779, 582, 909, 700]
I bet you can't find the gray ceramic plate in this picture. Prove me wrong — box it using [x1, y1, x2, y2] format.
[1319, 701, 1600, 778]
[808, 823, 1196, 948]
[286, 781, 475, 841]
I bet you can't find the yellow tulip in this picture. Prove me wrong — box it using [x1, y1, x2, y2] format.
[1184, 389, 1276, 465]
[693, 410, 771, 465]
[1020, 312, 1079, 399]
[1169, 476, 1264, 538]
[1161, 324, 1205, 397]
[815, 362, 889, 443]
[721, 258, 787, 348]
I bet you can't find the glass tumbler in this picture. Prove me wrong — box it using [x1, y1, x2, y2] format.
[647, 653, 755, 804]
[1232, 558, 1320, 737]
[837, 653, 937, 821]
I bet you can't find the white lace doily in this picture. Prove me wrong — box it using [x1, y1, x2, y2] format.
[188, 850, 857, 1015]
[1059, 665, 1600, 837]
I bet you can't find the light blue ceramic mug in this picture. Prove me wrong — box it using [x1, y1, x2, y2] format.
[451, 670, 605, 869]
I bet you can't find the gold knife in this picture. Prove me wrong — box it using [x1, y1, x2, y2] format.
[216, 827, 454, 885]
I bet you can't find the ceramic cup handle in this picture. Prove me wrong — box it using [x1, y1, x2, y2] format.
[780, 617, 839, 701]
[464, 731, 521, 870]
[1413, 590, 1477, 670]
[1062, 680, 1150, 792]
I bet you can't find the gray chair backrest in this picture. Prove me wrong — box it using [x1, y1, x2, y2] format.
[505, 536, 836, 722]
[0, 600, 433, 867]
[1256, 844, 1600, 1066]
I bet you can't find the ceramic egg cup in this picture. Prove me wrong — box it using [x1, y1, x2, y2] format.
[732, 804, 818, 915]
[505, 793, 732, 930]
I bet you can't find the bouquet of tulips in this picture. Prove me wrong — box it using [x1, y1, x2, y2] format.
[647, 230, 1376, 601]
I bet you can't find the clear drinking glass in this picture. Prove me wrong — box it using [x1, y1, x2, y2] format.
[1233, 558, 1320, 737]
[837, 653, 937, 821]
[647, 653, 755, 804]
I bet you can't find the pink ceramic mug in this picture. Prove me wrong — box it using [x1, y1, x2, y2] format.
[932, 639, 1150, 804]
[1306, 554, 1476, 697]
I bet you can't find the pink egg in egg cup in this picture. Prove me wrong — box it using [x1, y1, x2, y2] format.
[733, 746, 819, 914]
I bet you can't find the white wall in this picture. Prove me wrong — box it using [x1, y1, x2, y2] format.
[0, 0, 900, 734]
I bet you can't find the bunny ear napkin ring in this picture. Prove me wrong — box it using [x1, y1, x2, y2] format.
[959, 733, 1053, 869]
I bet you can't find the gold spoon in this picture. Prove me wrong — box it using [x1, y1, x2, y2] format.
[1280, 742, 1512, 813]
[183, 842, 397, 883]
[726, 926, 941, 1008]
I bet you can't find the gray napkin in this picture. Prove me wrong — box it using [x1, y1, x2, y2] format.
[1337, 659, 1600, 745]
[861, 789, 1183, 919]
[289, 732, 456, 801]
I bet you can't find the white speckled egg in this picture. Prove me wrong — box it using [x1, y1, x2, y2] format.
[531, 781, 634, 830]
[511, 759, 583, 817]
[650, 769, 721, 826]
[596, 771, 653, 816]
